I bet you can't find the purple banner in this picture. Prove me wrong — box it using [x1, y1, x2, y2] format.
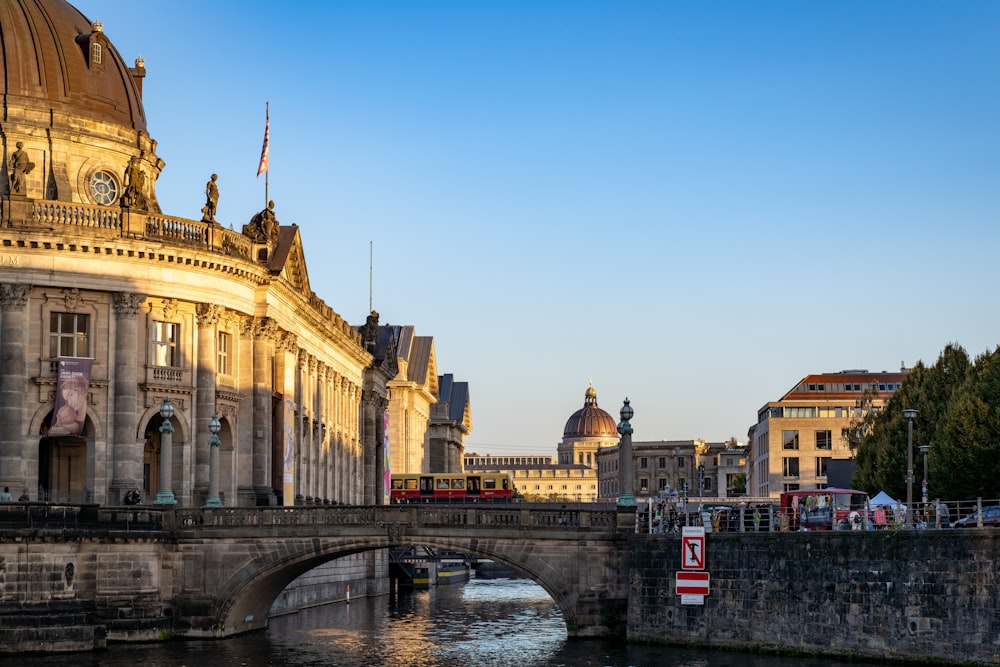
[49, 357, 92, 437]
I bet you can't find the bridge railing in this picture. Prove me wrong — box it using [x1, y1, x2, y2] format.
[170, 505, 621, 532]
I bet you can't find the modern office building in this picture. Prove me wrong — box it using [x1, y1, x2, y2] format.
[748, 369, 907, 498]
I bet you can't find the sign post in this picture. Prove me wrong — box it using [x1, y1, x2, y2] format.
[679, 526, 708, 604]
[681, 526, 705, 570]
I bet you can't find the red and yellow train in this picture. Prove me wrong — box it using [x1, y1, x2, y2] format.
[389, 473, 514, 503]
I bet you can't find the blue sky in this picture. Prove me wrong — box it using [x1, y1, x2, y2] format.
[77, 1, 1000, 455]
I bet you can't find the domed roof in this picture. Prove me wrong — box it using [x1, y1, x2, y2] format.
[563, 384, 618, 439]
[0, 0, 147, 132]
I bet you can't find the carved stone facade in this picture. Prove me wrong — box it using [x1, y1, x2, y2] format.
[0, 0, 391, 508]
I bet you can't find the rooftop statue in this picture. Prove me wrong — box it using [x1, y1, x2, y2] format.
[8, 142, 35, 196]
[201, 173, 219, 222]
[120, 157, 149, 210]
[243, 200, 279, 244]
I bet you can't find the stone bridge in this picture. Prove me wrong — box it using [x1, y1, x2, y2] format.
[0, 503, 631, 651]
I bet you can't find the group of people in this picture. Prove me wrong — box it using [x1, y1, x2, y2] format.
[0, 486, 31, 502]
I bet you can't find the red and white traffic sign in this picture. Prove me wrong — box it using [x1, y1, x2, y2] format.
[681, 526, 705, 570]
[676, 570, 710, 596]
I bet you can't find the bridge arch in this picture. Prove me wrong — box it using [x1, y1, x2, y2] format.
[173, 506, 628, 639]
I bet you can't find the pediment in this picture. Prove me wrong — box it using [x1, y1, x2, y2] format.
[269, 226, 311, 294]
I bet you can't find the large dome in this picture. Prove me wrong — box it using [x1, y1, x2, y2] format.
[563, 385, 618, 439]
[0, 0, 146, 132]
[1, 0, 162, 208]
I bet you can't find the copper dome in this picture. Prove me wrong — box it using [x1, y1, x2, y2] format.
[563, 385, 618, 439]
[0, 0, 147, 132]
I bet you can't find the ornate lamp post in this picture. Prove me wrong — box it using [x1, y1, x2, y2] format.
[617, 398, 635, 507]
[903, 408, 918, 528]
[204, 412, 224, 508]
[154, 397, 176, 505]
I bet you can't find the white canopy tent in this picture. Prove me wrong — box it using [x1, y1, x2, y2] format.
[870, 490, 905, 509]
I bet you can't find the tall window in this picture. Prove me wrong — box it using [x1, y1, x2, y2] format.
[782, 430, 799, 450]
[153, 321, 179, 366]
[91, 43, 102, 65]
[50, 313, 89, 357]
[658, 457, 666, 468]
[783, 457, 799, 477]
[816, 430, 832, 450]
[217, 331, 231, 374]
[640, 457, 648, 469]
[816, 457, 831, 477]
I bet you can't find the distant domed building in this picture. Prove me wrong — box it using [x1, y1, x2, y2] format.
[558, 383, 619, 468]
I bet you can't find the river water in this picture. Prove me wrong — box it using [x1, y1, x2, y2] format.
[6, 576, 862, 666]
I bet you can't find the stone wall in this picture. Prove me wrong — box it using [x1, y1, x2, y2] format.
[628, 530, 1000, 665]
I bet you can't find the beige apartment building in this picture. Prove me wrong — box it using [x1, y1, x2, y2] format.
[748, 369, 907, 498]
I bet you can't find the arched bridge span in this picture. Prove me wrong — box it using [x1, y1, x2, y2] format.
[171, 505, 630, 638]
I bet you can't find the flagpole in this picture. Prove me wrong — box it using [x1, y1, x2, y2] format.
[264, 102, 269, 207]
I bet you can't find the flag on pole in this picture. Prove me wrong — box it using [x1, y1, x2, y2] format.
[257, 117, 270, 177]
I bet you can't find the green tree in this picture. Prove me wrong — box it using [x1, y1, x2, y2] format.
[853, 343, 991, 501]
[932, 348, 1000, 499]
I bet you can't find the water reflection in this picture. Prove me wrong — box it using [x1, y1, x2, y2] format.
[0, 576, 865, 666]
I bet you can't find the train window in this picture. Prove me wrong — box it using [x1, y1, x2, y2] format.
[391, 479, 404, 490]
[483, 478, 497, 490]
[452, 479, 465, 490]
[437, 478, 450, 489]
[405, 479, 418, 490]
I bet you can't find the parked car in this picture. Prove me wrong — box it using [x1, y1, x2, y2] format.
[952, 505, 1000, 528]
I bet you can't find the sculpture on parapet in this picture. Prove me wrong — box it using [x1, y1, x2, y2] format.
[120, 157, 149, 210]
[201, 173, 219, 222]
[242, 199, 279, 244]
[361, 310, 379, 352]
[8, 142, 35, 196]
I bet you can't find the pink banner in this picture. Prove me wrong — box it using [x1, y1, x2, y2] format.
[49, 357, 92, 437]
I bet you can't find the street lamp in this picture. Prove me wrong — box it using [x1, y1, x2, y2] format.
[919, 443, 931, 505]
[698, 463, 705, 505]
[154, 397, 176, 505]
[903, 408, 918, 529]
[204, 412, 223, 508]
[616, 398, 635, 507]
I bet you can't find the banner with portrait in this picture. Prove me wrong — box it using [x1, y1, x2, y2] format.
[50, 357, 92, 437]
[383, 410, 391, 505]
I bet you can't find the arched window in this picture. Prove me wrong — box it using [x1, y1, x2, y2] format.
[91, 42, 102, 65]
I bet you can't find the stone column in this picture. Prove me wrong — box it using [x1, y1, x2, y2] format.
[111, 292, 146, 503]
[195, 304, 221, 502]
[0, 283, 30, 490]
[361, 392, 378, 504]
[247, 317, 277, 505]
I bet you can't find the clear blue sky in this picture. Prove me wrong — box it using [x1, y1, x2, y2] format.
[78, 1, 1000, 455]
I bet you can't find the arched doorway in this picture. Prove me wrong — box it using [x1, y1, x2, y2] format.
[39, 412, 91, 503]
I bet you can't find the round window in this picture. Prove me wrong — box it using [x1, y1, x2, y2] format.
[90, 171, 119, 205]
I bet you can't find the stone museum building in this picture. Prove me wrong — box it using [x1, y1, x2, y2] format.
[0, 0, 475, 510]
